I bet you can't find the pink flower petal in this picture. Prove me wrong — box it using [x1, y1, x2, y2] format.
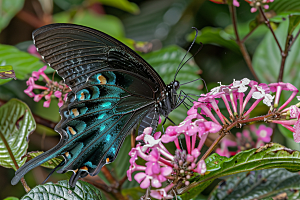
[196, 160, 206, 174]
[43, 99, 51, 107]
[54, 90, 62, 98]
[134, 172, 146, 184]
[140, 176, 151, 189]
[34, 94, 44, 102]
[58, 98, 64, 107]
[293, 120, 300, 143]
[160, 166, 172, 176]
[191, 149, 200, 158]
[151, 178, 162, 188]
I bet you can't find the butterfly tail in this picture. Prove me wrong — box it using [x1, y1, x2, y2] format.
[11, 140, 65, 185]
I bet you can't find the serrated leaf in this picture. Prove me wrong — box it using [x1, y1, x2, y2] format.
[0, 0, 24, 33]
[0, 99, 36, 170]
[24, 151, 63, 169]
[97, 0, 140, 14]
[208, 168, 300, 200]
[0, 44, 45, 85]
[142, 45, 203, 124]
[20, 180, 102, 200]
[191, 27, 240, 54]
[176, 143, 300, 200]
[253, 20, 300, 84]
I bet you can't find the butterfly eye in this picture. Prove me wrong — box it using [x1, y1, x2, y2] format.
[174, 81, 180, 90]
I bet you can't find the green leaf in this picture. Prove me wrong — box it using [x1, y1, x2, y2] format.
[0, 0, 24, 33]
[278, 123, 294, 139]
[20, 180, 102, 200]
[122, 187, 146, 200]
[0, 64, 16, 80]
[271, 11, 300, 23]
[176, 143, 300, 200]
[288, 14, 300, 34]
[191, 27, 240, 54]
[97, 0, 140, 14]
[24, 151, 63, 169]
[3, 197, 20, 200]
[0, 99, 36, 170]
[253, 20, 300, 84]
[0, 44, 45, 85]
[208, 168, 300, 199]
[269, 0, 300, 14]
[142, 45, 203, 124]
[53, 11, 134, 48]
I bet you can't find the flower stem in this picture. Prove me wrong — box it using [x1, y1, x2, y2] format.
[229, 4, 260, 82]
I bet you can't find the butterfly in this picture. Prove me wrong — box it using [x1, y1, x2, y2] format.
[11, 23, 194, 187]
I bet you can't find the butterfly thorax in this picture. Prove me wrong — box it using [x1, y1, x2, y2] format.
[156, 80, 180, 117]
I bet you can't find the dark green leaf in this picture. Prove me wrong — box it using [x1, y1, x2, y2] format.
[269, 0, 300, 14]
[20, 180, 102, 200]
[0, 44, 45, 85]
[97, 0, 140, 14]
[0, 65, 16, 80]
[24, 151, 63, 169]
[0, 0, 24, 33]
[278, 124, 293, 139]
[142, 45, 203, 124]
[192, 27, 240, 54]
[122, 187, 146, 200]
[176, 143, 300, 200]
[288, 14, 300, 34]
[253, 20, 300, 84]
[53, 11, 134, 47]
[208, 168, 300, 200]
[0, 99, 36, 170]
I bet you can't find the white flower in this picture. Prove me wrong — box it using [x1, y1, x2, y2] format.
[142, 134, 161, 152]
[263, 94, 275, 106]
[232, 78, 250, 93]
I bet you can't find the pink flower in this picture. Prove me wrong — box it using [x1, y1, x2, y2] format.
[24, 66, 71, 108]
[27, 44, 41, 58]
[216, 139, 237, 157]
[256, 125, 272, 143]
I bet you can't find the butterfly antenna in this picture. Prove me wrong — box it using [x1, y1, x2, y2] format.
[174, 27, 199, 81]
[175, 42, 203, 81]
[42, 159, 65, 184]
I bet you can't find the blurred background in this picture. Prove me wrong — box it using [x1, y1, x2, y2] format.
[0, 0, 296, 199]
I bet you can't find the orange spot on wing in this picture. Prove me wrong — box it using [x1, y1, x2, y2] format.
[64, 152, 69, 157]
[72, 108, 79, 117]
[80, 92, 85, 100]
[106, 158, 110, 163]
[68, 126, 76, 135]
[80, 166, 88, 171]
[97, 75, 107, 85]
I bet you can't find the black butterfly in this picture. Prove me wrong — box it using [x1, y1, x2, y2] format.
[11, 23, 194, 187]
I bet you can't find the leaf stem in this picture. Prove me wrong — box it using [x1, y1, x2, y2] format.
[0, 131, 31, 192]
[229, 4, 260, 82]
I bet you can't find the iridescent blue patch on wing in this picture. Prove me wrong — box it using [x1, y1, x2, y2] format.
[102, 102, 111, 108]
[91, 86, 100, 99]
[79, 107, 88, 115]
[98, 113, 106, 119]
[84, 161, 97, 169]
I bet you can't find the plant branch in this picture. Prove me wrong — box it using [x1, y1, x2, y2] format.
[229, 4, 260, 82]
[241, 25, 258, 43]
[287, 28, 300, 52]
[259, 6, 283, 53]
[16, 10, 46, 28]
[101, 166, 117, 184]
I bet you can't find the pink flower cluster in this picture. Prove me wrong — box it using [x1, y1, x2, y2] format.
[245, 0, 274, 13]
[128, 78, 299, 199]
[216, 124, 273, 157]
[209, 0, 274, 13]
[127, 111, 222, 199]
[24, 66, 71, 108]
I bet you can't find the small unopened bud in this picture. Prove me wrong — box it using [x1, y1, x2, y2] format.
[180, 169, 184, 174]
[179, 160, 183, 166]
[185, 181, 190, 186]
[174, 164, 179, 169]
[186, 175, 191, 179]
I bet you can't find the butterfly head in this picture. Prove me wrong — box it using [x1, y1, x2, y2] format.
[173, 80, 180, 90]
